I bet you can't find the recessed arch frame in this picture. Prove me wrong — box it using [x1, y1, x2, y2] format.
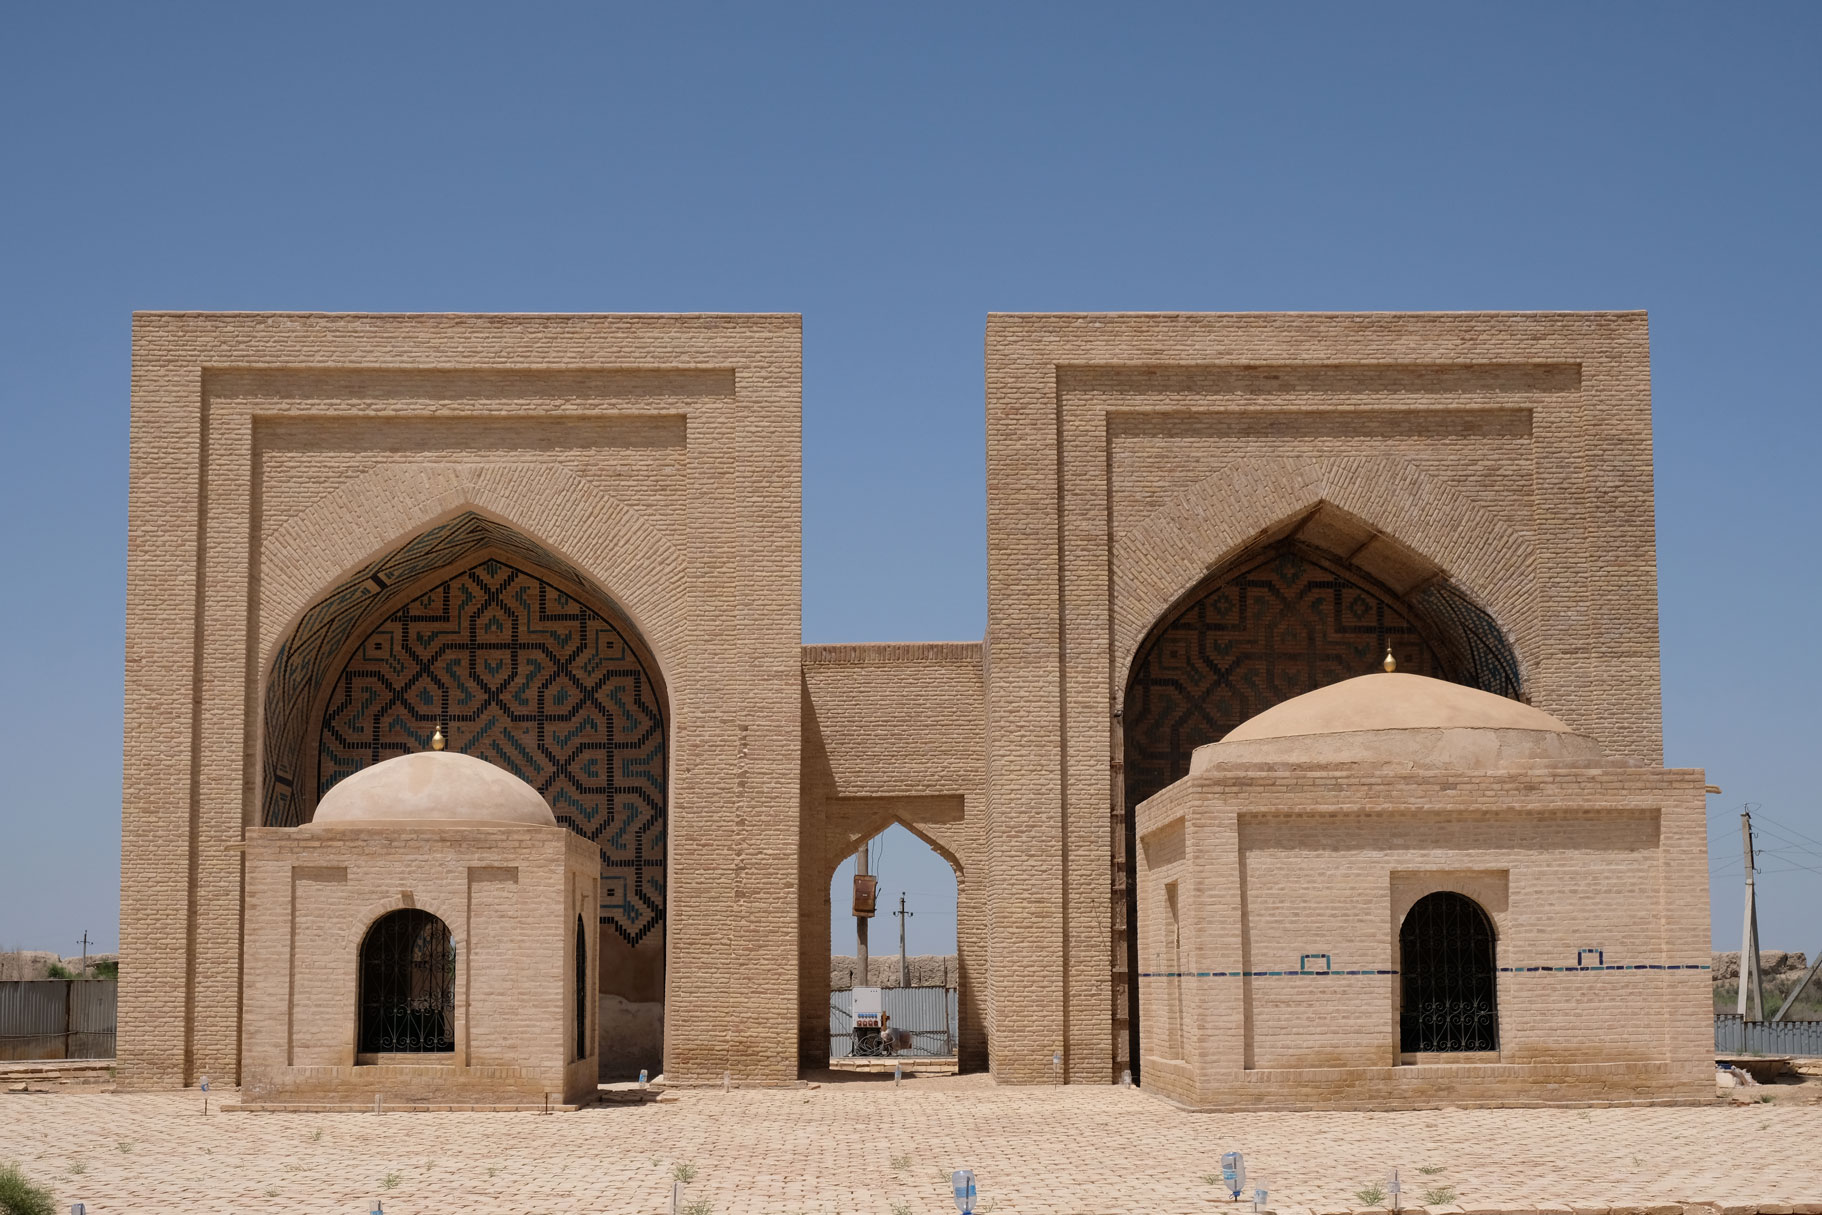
[1110, 459, 1533, 1083]
[254, 463, 685, 829]
[1111, 455, 1539, 697]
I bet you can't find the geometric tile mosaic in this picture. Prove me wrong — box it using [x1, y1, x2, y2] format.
[319, 559, 666, 944]
[261, 511, 667, 944]
[1123, 543, 1468, 810]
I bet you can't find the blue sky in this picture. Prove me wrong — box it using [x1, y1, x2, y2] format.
[1, 5, 1817, 956]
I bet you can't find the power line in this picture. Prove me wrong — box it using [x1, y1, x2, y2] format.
[1753, 809, 1822, 852]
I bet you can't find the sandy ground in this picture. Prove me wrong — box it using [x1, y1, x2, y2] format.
[2, 1073, 1822, 1214]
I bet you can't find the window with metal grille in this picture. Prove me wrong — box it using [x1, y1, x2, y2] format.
[357, 909, 455, 1054]
[1399, 891, 1499, 1053]
[575, 913, 587, 1061]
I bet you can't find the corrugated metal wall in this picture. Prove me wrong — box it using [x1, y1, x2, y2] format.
[830, 986, 959, 1058]
[1715, 1013, 1822, 1057]
[0, 980, 117, 1060]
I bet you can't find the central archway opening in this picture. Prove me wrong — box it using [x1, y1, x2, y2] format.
[827, 825, 961, 1069]
[1116, 531, 1521, 1080]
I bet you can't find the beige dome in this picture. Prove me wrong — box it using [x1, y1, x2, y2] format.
[309, 751, 558, 828]
[1190, 672, 1607, 771]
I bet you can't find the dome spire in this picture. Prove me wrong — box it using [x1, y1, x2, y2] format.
[430, 725, 446, 751]
[1383, 648, 1396, 673]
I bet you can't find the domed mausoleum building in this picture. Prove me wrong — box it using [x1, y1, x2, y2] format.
[239, 749, 600, 1110]
[1134, 664, 1710, 1109]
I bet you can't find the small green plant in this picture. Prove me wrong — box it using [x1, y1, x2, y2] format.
[682, 1202, 712, 1215]
[488, 1165, 500, 1177]
[1355, 1183, 1389, 1207]
[891, 1202, 913, 1215]
[264, 1188, 279, 1198]
[1423, 1185, 1458, 1206]
[1758, 1093, 1775, 1104]
[0, 1162, 58, 1215]
[673, 1161, 698, 1184]
[1201, 1172, 1223, 1186]
[92, 959, 119, 980]
[381, 1172, 401, 1190]
[890, 1152, 913, 1172]
[47, 961, 78, 980]
[1417, 1165, 1445, 1176]
[67, 1160, 86, 1175]
[117, 1140, 134, 1153]
[307, 1128, 323, 1143]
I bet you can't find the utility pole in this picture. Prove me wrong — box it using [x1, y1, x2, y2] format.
[78, 931, 89, 978]
[1738, 810, 1766, 1021]
[855, 845, 870, 986]
[895, 893, 914, 988]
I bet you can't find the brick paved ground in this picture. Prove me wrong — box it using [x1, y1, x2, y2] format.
[3, 1074, 1820, 1214]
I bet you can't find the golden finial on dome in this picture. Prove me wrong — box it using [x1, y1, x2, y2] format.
[430, 726, 446, 751]
[1383, 649, 1396, 673]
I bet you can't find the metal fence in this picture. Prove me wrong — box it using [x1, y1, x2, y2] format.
[0, 980, 117, 1061]
[830, 986, 958, 1058]
[1715, 1013, 1822, 1057]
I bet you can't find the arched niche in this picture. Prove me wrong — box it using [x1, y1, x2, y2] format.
[1114, 530, 1522, 1081]
[261, 510, 669, 1077]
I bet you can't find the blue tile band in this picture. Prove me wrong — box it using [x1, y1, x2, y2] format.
[1138, 963, 1710, 978]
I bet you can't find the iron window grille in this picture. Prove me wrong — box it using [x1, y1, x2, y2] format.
[1399, 891, 1499, 1053]
[575, 914, 588, 1061]
[358, 909, 455, 1053]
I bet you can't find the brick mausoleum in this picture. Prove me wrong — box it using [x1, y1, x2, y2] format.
[117, 310, 1712, 1108]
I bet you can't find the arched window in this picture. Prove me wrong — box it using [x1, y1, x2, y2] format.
[1399, 892, 1498, 1053]
[358, 909, 455, 1054]
[575, 913, 588, 1061]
